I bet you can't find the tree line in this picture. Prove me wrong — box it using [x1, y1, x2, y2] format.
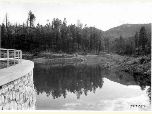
[1, 11, 103, 54]
[1, 11, 151, 55]
[109, 27, 151, 55]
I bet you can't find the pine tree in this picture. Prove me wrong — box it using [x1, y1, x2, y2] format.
[139, 26, 147, 53]
[28, 10, 36, 28]
[134, 32, 139, 54]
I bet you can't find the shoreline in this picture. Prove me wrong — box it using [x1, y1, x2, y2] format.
[23, 52, 151, 77]
[32, 56, 86, 64]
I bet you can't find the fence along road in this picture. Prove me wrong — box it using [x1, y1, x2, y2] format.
[0, 48, 22, 68]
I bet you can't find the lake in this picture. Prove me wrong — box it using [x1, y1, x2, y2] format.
[33, 62, 151, 111]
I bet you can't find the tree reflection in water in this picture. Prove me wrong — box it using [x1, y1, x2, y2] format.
[34, 62, 151, 105]
[133, 73, 151, 103]
[106, 67, 151, 104]
[34, 64, 104, 99]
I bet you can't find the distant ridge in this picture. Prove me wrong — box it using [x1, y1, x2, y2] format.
[103, 23, 151, 39]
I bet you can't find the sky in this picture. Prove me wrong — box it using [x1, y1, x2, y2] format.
[0, 0, 152, 31]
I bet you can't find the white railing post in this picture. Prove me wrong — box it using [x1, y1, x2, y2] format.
[18, 50, 21, 62]
[7, 49, 9, 67]
[20, 50, 22, 63]
[14, 50, 16, 65]
[17, 50, 19, 62]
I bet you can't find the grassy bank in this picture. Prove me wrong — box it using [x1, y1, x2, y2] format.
[22, 51, 76, 60]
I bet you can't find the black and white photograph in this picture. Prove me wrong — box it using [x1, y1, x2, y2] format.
[0, 0, 151, 111]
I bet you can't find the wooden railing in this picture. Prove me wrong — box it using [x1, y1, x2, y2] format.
[0, 48, 22, 68]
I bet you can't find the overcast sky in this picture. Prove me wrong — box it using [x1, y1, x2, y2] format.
[0, 0, 152, 31]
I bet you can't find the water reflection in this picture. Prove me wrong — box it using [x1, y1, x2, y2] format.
[34, 63, 151, 110]
[133, 73, 151, 103]
[105, 67, 151, 104]
[34, 64, 104, 99]
[104, 69, 137, 86]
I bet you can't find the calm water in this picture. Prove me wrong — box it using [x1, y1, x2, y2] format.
[33, 62, 151, 111]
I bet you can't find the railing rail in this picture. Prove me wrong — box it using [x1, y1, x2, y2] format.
[0, 48, 22, 68]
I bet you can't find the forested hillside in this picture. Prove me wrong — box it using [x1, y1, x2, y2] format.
[104, 24, 151, 39]
[1, 11, 151, 56]
[106, 24, 151, 55]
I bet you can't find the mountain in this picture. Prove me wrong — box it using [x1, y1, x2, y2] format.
[103, 23, 151, 39]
